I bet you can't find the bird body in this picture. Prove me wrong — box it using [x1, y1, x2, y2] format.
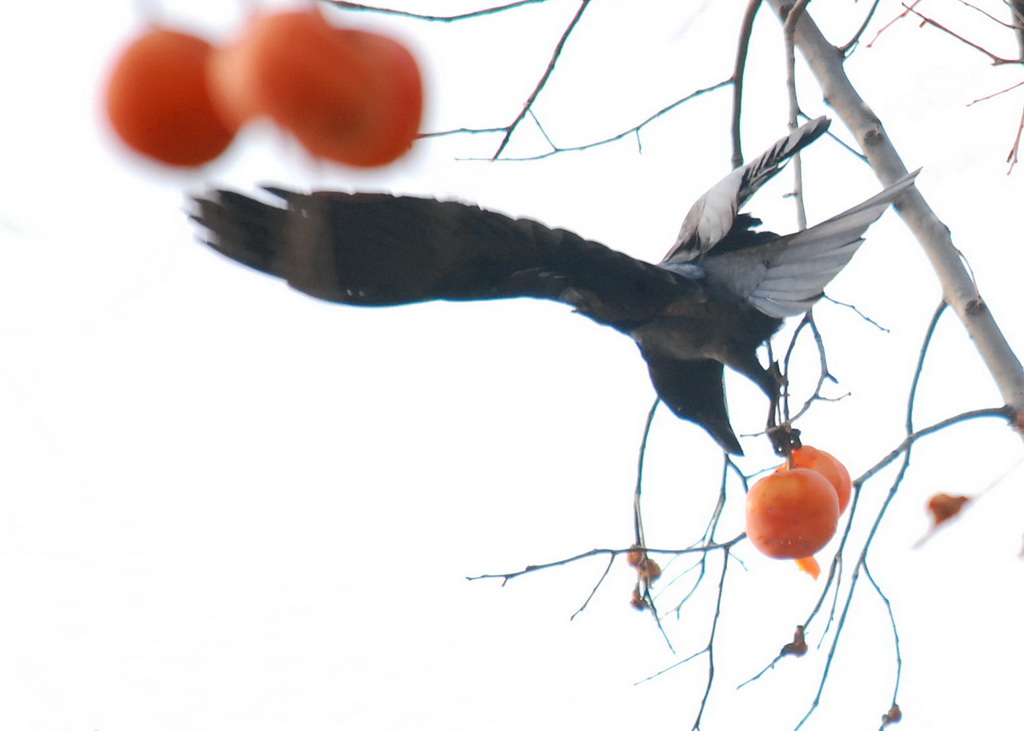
[190, 117, 918, 454]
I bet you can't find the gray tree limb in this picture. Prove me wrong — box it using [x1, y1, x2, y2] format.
[767, 0, 1024, 437]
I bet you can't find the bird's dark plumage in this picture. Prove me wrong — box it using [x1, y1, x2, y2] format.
[189, 117, 918, 454]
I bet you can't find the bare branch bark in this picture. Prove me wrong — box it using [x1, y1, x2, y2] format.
[767, 0, 1024, 440]
[731, 0, 763, 168]
[1012, 0, 1024, 58]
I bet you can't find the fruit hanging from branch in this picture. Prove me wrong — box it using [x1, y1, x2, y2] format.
[745, 468, 840, 560]
[781, 444, 852, 514]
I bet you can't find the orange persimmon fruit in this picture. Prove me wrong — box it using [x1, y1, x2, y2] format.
[781, 445, 852, 515]
[209, 11, 365, 130]
[330, 28, 422, 166]
[209, 9, 422, 167]
[105, 28, 238, 167]
[746, 468, 840, 559]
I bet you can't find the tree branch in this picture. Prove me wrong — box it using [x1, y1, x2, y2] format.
[490, 0, 592, 160]
[900, 3, 1020, 64]
[439, 79, 731, 161]
[767, 0, 1024, 444]
[1011, 0, 1024, 58]
[731, 0, 764, 168]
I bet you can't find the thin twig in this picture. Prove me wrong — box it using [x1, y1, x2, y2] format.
[635, 400, 659, 546]
[857, 407, 1016, 486]
[821, 293, 891, 332]
[901, 3, 1020, 64]
[448, 80, 732, 162]
[466, 537, 744, 583]
[491, 0, 592, 160]
[955, 0, 1018, 30]
[326, 0, 551, 21]
[570, 552, 616, 620]
[867, 0, 923, 48]
[863, 561, 903, 723]
[907, 302, 948, 434]
[1007, 102, 1024, 173]
[967, 79, 1024, 106]
[419, 126, 509, 139]
[690, 548, 732, 731]
[731, 0, 763, 168]
[782, 1, 811, 231]
[839, 0, 884, 56]
[779, 313, 846, 425]
[635, 646, 707, 685]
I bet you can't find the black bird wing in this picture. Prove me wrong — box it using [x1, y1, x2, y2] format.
[699, 170, 920, 318]
[663, 116, 831, 262]
[190, 188, 697, 329]
[188, 165, 918, 458]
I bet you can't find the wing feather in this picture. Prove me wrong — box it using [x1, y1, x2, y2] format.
[664, 116, 831, 262]
[189, 189, 697, 328]
[701, 170, 918, 318]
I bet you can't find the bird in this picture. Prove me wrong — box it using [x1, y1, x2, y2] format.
[189, 116, 918, 454]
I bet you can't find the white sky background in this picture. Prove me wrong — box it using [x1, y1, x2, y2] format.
[1, 1, 1023, 729]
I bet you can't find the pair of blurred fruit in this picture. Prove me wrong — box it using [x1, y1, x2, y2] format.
[105, 9, 423, 168]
